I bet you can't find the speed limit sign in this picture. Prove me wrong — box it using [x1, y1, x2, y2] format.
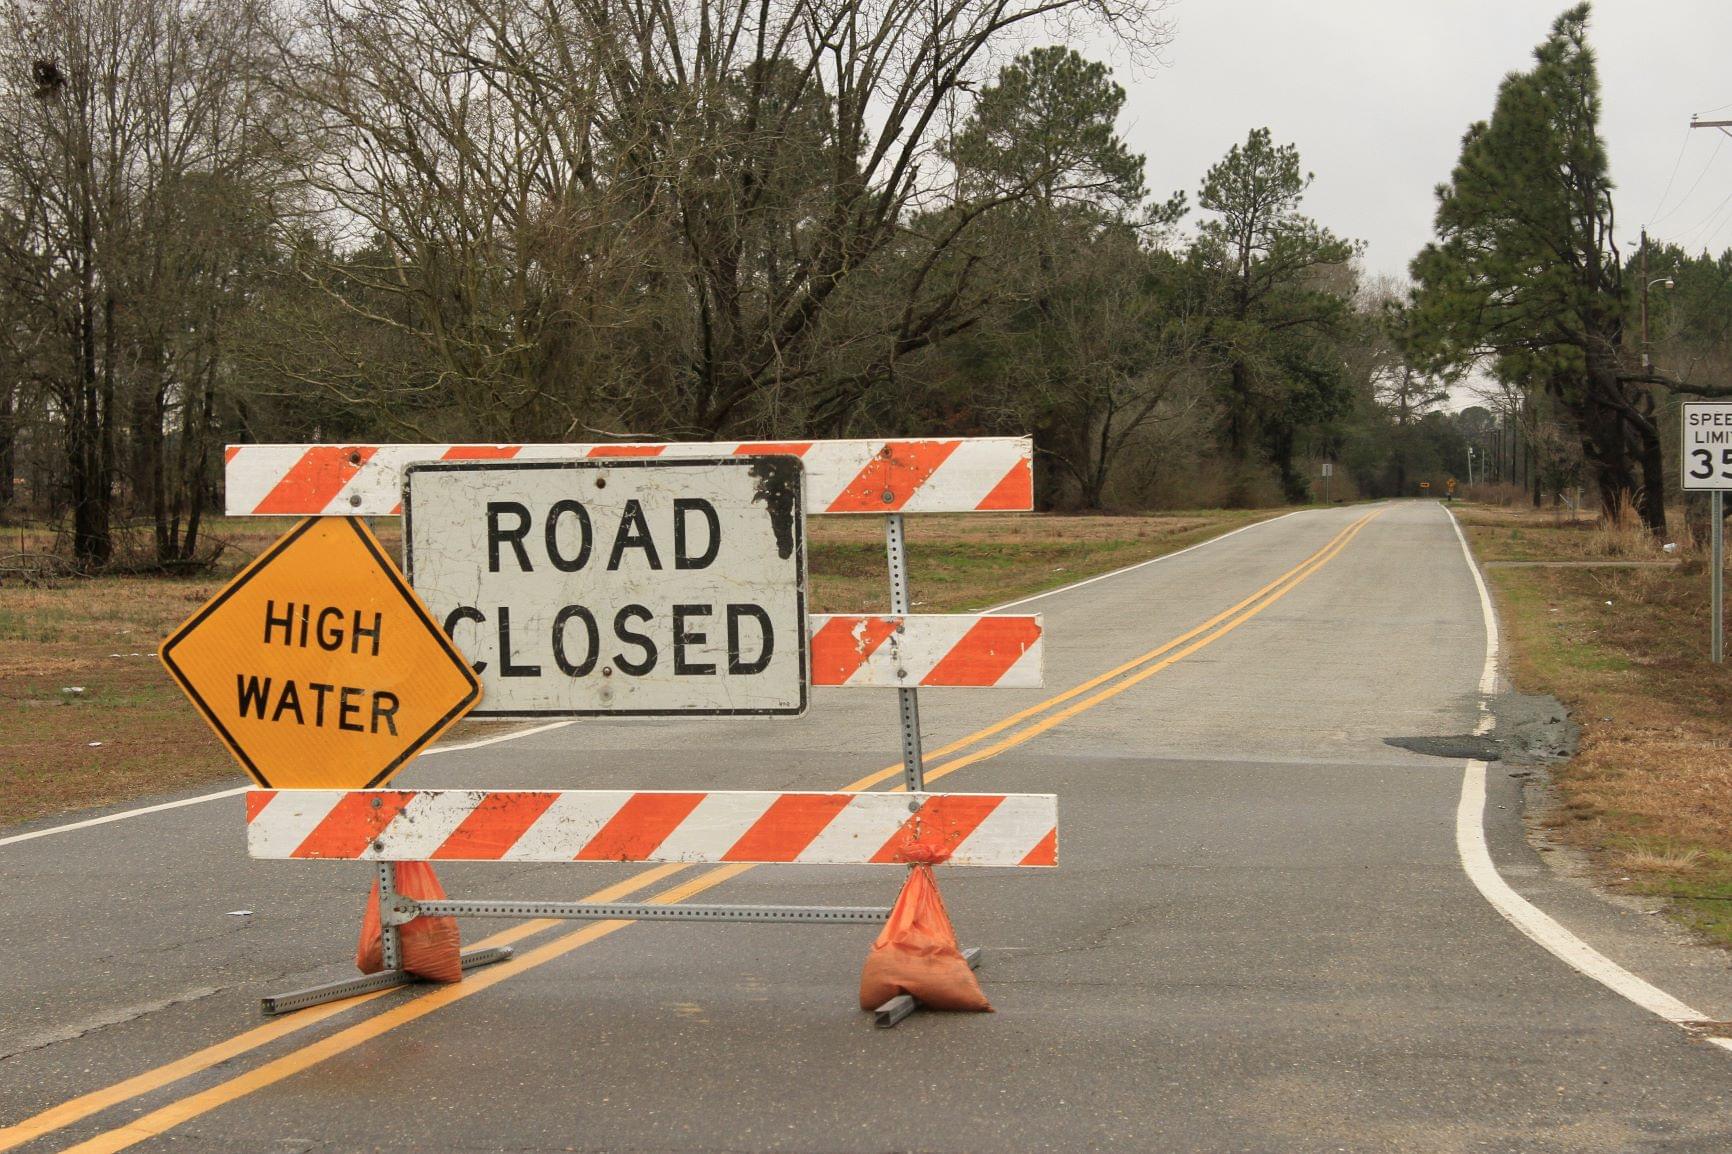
[1682, 403, 1732, 490]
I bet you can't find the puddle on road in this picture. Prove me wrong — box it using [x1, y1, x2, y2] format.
[1385, 734, 1502, 760]
[1385, 692, 1578, 764]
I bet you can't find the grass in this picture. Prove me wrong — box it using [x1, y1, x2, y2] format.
[1456, 501, 1732, 948]
[0, 508, 1281, 829]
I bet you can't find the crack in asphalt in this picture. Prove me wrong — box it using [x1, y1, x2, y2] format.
[0, 985, 229, 1064]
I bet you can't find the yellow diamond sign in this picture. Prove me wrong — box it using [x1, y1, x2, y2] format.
[161, 517, 480, 788]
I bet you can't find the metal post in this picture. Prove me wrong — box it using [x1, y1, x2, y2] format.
[377, 861, 403, 973]
[1714, 490, 1724, 664]
[885, 513, 925, 792]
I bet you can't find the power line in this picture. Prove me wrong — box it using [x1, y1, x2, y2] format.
[1671, 186, 1732, 252]
[1647, 124, 1693, 225]
[1651, 132, 1724, 228]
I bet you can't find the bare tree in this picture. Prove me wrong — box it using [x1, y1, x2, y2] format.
[0, 0, 289, 564]
[275, 0, 1172, 440]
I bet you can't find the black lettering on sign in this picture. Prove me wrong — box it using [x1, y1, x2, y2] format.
[338, 686, 365, 732]
[727, 604, 774, 675]
[552, 605, 600, 677]
[371, 692, 399, 736]
[672, 604, 716, 675]
[673, 499, 721, 570]
[487, 502, 534, 572]
[263, 601, 294, 646]
[352, 611, 382, 657]
[234, 674, 402, 733]
[497, 607, 541, 678]
[443, 606, 488, 674]
[271, 680, 304, 724]
[308, 682, 335, 727]
[607, 501, 662, 571]
[613, 604, 657, 675]
[238, 674, 272, 718]
[545, 500, 593, 572]
[316, 606, 344, 651]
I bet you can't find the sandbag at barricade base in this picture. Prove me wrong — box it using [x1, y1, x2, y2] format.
[859, 864, 991, 1013]
[357, 862, 463, 983]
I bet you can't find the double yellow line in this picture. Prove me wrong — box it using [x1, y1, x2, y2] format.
[4, 508, 1379, 1154]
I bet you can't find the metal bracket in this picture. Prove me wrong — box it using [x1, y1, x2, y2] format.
[885, 513, 926, 792]
[261, 945, 515, 1016]
[410, 900, 891, 924]
[872, 946, 983, 1028]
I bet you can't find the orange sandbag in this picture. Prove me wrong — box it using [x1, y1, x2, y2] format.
[356, 862, 463, 983]
[859, 865, 991, 1012]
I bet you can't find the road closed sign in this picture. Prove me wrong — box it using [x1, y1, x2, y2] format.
[1682, 402, 1732, 490]
[160, 517, 481, 788]
[405, 457, 808, 717]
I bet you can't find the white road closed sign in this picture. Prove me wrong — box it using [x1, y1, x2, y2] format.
[404, 457, 808, 717]
[1682, 402, 1732, 491]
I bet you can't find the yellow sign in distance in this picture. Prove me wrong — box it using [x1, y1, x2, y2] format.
[160, 517, 480, 789]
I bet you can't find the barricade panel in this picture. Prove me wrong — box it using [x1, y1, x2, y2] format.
[224, 438, 1034, 517]
[810, 614, 1042, 687]
[248, 789, 1058, 867]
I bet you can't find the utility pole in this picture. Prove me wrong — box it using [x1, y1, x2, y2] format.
[1685, 117, 1731, 661]
[1640, 227, 1650, 368]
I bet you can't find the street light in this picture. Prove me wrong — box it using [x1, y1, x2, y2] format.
[1641, 277, 1674, 369]
[1638, 225, 1676, 370]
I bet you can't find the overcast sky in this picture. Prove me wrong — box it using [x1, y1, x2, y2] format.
[1099, 1, 1732, 282]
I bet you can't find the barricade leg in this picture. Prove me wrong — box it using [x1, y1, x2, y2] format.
[869, 516, 985, 1027]
[261, 947, 515, 1016]
[873, 947, 984, 1028]
[260, 861, 514, 1016]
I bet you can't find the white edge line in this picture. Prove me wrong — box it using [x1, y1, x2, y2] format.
[0, 787, 254, 849]
[0, 508, 1310, 851]
[1442, 503, 1731, 1054]
[0, 719, 582, 851]
[987, 508, 1308, 612]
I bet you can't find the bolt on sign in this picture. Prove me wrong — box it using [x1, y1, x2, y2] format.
[1682, 402, 1732, 490]
[159, 517, 480, 789]
[404, 456, 808, 717]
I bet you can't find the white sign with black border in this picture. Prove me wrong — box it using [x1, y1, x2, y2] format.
[1682, 402, 1732, 491]
[404, 457, 808, 717]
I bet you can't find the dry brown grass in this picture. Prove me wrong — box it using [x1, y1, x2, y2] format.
[0, 509, 1279, 829]
[1478, 509, 1732, 947]
[1455, 500, 1688, 563]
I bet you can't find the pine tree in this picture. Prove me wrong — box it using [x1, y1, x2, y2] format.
[1408, 4, 1667, 530]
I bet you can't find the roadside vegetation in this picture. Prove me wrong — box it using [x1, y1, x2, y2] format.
[8, 0, 1679, 564]
[1458, 499, 1732, 949]
[0, 509, 1280, 829]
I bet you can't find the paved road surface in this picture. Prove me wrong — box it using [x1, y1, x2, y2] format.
[3, 502, 1730, 1152]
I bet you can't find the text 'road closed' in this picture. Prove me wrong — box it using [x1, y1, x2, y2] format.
[404, 457, 808, 717]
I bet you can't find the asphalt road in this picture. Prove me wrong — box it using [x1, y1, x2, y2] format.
[4, 501, 1731, 1153]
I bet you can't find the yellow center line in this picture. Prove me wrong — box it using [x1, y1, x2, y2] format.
[22, 509, 1379, 1153]
[842, 510, 1376, 792]
[0, 863, 685, 1154]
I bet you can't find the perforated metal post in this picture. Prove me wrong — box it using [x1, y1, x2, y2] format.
[377, 861, 403, 973]
[1715, 490, 1724, 664]
[885, 513, 925, 792]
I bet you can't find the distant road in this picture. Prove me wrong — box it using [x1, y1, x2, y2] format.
[3, 502, 1729, 1153]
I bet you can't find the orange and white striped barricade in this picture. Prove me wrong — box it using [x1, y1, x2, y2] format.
[226, 438, 1050, 1020]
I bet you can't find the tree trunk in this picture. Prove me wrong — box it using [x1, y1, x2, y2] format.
[0, 382, 14, 511]
[129, 354, 169, 561]
[1227, 359, 1251, 458]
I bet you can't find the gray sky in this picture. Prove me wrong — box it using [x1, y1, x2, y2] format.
[1106, 1, 1732, 281]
